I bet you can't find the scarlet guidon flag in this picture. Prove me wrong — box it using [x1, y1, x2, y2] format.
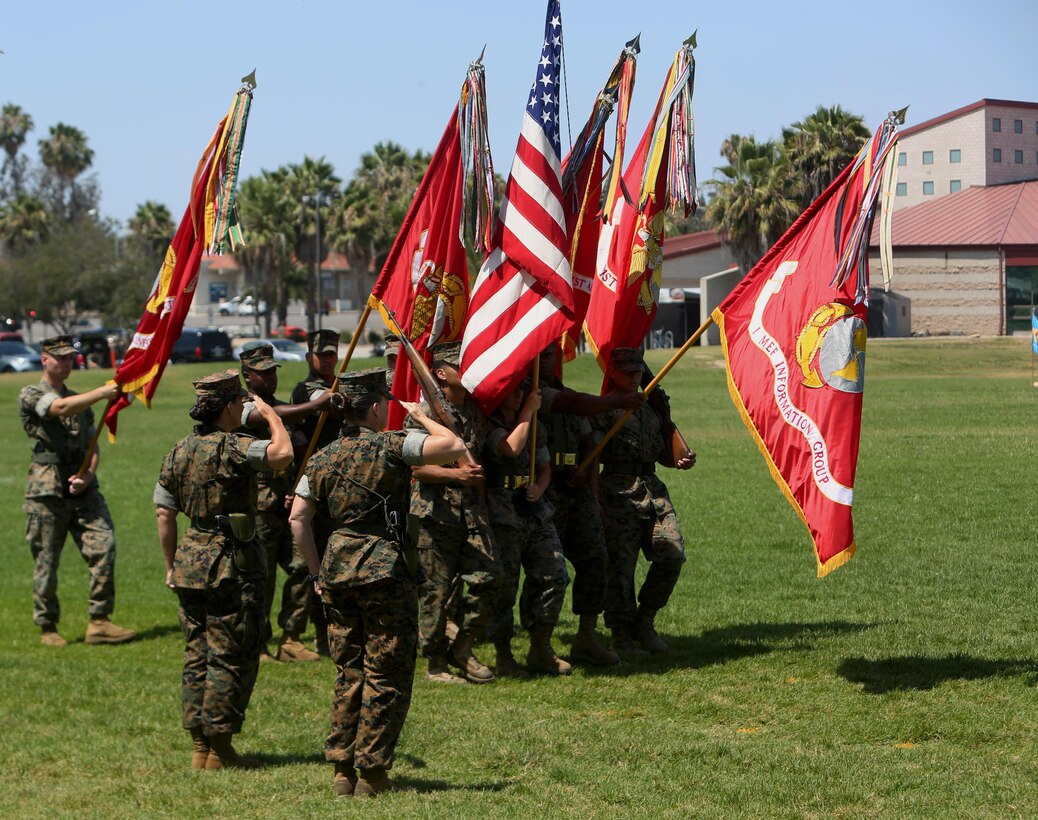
[584, 38, 698, 386]
[712, 113, 902, 576]
[104, 80, 255, 441]
[369, 58, 492, 429]
[460, 0, 573, 411]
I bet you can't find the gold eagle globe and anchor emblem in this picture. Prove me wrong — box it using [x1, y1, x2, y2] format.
[794, 303, 867, 393]
[408, 228, 466, 345]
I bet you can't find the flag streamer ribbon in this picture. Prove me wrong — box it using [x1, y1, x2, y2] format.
[459, 52, 495, 255]
[599, 41, 638, 222]
[830, 112, 901, 302]
[209, 88, 253, 254]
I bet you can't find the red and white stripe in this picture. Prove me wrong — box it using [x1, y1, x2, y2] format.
[461, 113, 574, 409]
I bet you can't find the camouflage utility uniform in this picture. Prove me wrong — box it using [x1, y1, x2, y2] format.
[154, 426, 272, 736]
[20, 381, 117, 628]
[297, 426, 428, 772]
[540, 385, 609, 618]
[408, 396, 501, 667]
[483, 418, 568, 644]
[591, 395, 686, 638]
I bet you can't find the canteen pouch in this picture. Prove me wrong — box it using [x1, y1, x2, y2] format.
[216, 513, 258, 574]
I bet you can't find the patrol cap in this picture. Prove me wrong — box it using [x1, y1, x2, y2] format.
[307, 328, 340, 354]
[239, 341, 279, 371]
[384, 332, 400, 358]
[41, 335, 77, 357]
[610, 347, 646, 373]
[429, 340, 461, 368]
[336, 367, 391, 401]
[192, 369, 248, 401]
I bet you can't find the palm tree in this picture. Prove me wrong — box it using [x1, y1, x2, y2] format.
[38, 122, 94, 220]
[707, 136, 799, 272]
[237, 169, 298, 331]
[0, 192, 49, 253]
[0, 103, 34, 195]
[128, 200, 174, 259]
[783, 105, 870, 207]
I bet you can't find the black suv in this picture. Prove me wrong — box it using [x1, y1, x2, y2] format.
[73, 328, 127, 368]
[170, 327, 234, 364]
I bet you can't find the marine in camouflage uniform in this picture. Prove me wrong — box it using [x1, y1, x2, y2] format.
[406, 341, 500, 684]
[536, 343, 645, 666]
[19, 335, 135, 647]
[154, 370, 293, 769]
[286, 328, 345, 655]
[289, 368, 464, 797]
[590, 348, 696, 656]
[484, 381, 570, 676]
[238, 341, 329, 663]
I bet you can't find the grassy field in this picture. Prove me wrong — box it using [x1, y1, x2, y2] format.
[2, 337, 1037, 818]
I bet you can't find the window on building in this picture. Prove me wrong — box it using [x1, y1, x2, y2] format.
[922, 150, 934, 165]
[897, 152, 906, 166]
[1006, 266, 1038, 333]
[949, 149, 961, 163]
[994, 148, 1002, 162]
[1015, 119, 1023, 134]
[992, 117, 1001, 132]
[950, 180, 962, 193]
[895, 182, 907, 196]
[1015, 150, 1024, 164]
[923, 181, 934, 195]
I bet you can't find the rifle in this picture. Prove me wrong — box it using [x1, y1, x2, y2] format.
[382, 308, 479, 468]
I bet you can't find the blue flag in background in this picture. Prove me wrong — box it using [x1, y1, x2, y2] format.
[1032, 310, 1038, 354]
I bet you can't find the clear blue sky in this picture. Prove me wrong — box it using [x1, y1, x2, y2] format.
[4, 0, 1037, 229]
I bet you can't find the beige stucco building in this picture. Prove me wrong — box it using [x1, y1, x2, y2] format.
[894, 99, 1038, 211]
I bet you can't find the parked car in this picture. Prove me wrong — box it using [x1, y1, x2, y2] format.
[218, 295, 267, 316]
[0, 340, 43, 373]
[272, 324, 308, 343]
[233, 338, 308, 363]
[169, 327, 234, 364]
[73, 328, 127, 369]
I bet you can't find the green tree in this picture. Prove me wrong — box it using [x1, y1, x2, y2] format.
[0, 103, 34, 197]
[0, 192, 50, 254]
[37, 122, 95, 221]
[707, 136, 799, 272]
[127, 200, 174, 259]
[783, 104, 870, 207]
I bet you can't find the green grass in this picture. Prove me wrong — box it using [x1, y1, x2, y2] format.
[2, 338, 1037, 817]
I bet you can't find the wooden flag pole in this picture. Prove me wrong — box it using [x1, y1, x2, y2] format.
[575, 315, 714, 475]
[528, 356, 540, 484]
[293, 303, 372, 486]
[75, 397, 117, 479]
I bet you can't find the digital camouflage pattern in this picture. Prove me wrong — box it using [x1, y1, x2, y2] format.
[483, 416, 568, 642]
[323, 578, 418, 771]
[591, 403, 686, 631]
[20, 380, 116, 626]
[178, 580, 263, 734]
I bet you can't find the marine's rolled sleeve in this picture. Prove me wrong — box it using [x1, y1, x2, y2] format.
[246, 438, 272, 470]
[401, 430, 429, 466]
[240, 400, 257, 426]
[294, 474, 312, 499]
[34, 390, 60, 418]
[153, 482, 178, 510]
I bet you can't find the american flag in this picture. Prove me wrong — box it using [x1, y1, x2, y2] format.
[460, 0, 574, 410]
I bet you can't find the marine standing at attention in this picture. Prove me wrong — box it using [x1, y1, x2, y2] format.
[19, 335, 136, 647]
[289, 368, 467, 798]
[154, 370, 292, 770]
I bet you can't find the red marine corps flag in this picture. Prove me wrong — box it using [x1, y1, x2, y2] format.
[103, 76, 256, 441]
[368, 57, 493, 429]
[584, 35, 698, 387]
[460, 0, 574, 411]
[712, 111, 903, 576]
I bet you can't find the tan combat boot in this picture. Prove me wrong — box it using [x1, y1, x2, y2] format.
[425, 656, 467, 684]
[204, 733, 262, 770]
[449, 632, 495, 684]
[354, 765, 392, 797]
[84, 618, 136, 644]
[634, 608, 669, 654]
[278, 633, 320, 662]
[333, 761, 357, 797]
[494, 641, 531, 680]
[525, 626, 572, 676]
[40, 627, 68, 647]
[570, 613, 621, 666]
[610, 627, 650, 658]
[189, 727, 210, 770]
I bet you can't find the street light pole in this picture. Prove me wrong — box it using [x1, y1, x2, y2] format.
[303, 191, 332, 332]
